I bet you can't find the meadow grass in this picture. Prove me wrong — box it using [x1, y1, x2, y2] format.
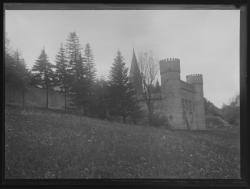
[5, 106, 240, 178]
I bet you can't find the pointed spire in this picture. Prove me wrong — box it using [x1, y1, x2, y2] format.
[132, 48, 136, 62]
[130, 48, 139, 78]
[129, 48, 143, 94]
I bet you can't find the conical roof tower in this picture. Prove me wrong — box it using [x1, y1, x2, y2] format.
[129, 49, 142, 94]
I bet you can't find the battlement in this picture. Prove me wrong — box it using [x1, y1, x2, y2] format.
[186, 74, 203, 84]
[170, 58, 180, 62]
[159, 58, 180, 74]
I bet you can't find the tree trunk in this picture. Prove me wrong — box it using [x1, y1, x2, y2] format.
[146, 99, 153, 125]
[64, 88, 67, 112]
[46, 87, 49, 109]
[148, 109, 153, 125]
[22, 89, 25, 109]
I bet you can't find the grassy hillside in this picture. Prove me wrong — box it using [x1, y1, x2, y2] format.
[5, 106, 240, 179]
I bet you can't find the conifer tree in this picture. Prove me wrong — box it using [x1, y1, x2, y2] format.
[5, 36, 29, 91]
[65, 32, 82, 78]
[108, 50, 141, 123]
[5, 50, 25, 88]
[70, 53, 89, 113]
[55, 44, 70, 110]
[5, 48, 29, 108]
[83, 43, 97, 115]
[84, 43, 96, 84]
[31, 48, 55, 109]
[14, 50, 29, 107]
[65, 32, 88, 112]
[92, 78, 109, 119]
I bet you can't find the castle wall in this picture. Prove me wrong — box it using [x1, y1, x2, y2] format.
[180, 81, 196, 130]
[159, 59, 186, 129]
[186, 74, 206, 130]
[158, 58, 206, 130]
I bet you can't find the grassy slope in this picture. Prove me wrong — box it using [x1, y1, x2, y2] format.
[5, 106, 240, 179]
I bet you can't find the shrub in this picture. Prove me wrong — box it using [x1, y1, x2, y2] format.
[206, 115, 231, 129]
[151, 113, 170, 128]
[221, 106, 240, 126]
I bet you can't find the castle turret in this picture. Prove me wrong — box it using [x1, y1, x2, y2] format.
[186, 74, 206, 130]
[159, 58, 180, 91]
[160, 58, 185, 129]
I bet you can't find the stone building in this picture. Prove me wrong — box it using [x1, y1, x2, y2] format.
[129, 51, 206, 130]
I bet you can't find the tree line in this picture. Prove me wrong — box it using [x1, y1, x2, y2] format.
[5, 32, 159, 124]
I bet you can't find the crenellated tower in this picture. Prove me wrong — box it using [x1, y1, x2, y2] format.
[186, 74, 206, 130]
[129, 48, 206, 130]
[159, 58, 185, 129]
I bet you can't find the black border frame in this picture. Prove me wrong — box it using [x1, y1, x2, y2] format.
[1, 1, 249, 188]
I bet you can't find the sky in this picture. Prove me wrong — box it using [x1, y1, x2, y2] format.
[5, 10, 240, 108]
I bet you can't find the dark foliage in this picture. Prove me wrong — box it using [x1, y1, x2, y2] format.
[5, 50, 29, 91]
[221, 95, 240, 126]
[108, 51, 141, 123]
[31, 49, 56, 108]
[151, 113, 170, 128]
[55, 44, 71, 110]
[204, 98, 223, 118]
[31, 49, 55, 88]
[88, 79, 110, 119]
[84, 43, 96, 85]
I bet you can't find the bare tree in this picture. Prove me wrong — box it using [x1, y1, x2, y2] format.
[138, 51, 159, 125]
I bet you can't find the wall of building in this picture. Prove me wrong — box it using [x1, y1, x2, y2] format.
[186, 74, 206, 130]
[158, 58, 206, 130]
[180, 81, 195, 129]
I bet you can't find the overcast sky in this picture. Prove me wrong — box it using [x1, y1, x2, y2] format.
[5, 10, 240, 108]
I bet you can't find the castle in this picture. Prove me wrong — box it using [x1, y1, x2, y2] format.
[129, 50, 206, 130]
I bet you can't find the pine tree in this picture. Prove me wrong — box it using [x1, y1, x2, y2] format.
[5, 48, 29, 108]
[70, 52, 89, 113]
[108, 50, 141, 123]
[65, 32, 82, 78]
[14, 50, 29, 107]
[5, 46, 28, 90]
[65, 32, 88, 112]
[90, 78, 109, 119]
[55, 44, 70, 111]
[31, 48, 55, 109]
[84, 43, 96, 84]
[83, 43, 97, 115]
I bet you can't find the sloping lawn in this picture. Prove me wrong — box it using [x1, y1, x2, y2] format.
[5, 106, 240, 178]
